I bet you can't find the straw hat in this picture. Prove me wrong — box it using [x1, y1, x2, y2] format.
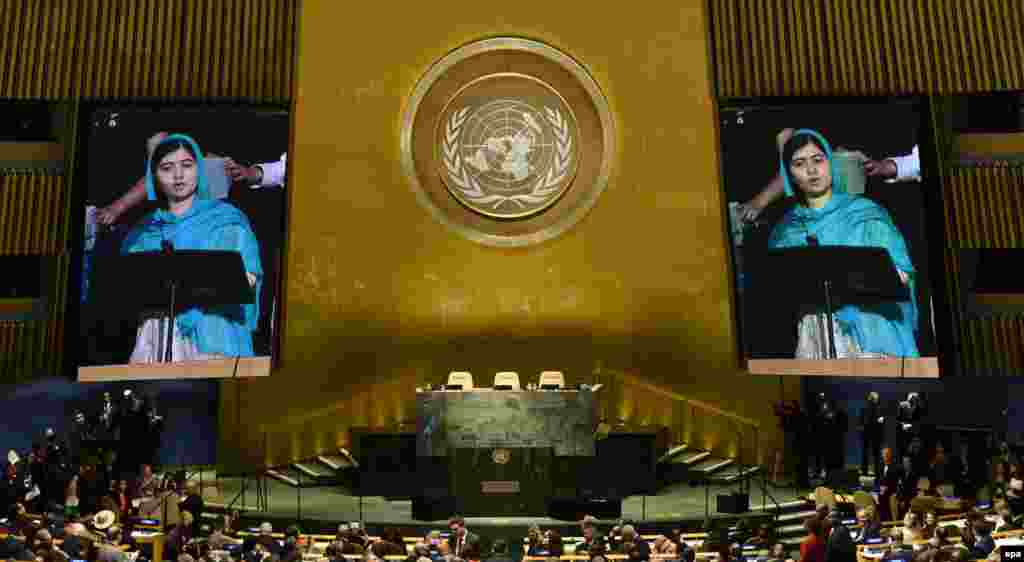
[93, 510, 117, 530]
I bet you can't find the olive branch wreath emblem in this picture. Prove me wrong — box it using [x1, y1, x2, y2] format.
[442, 106, 573, 210]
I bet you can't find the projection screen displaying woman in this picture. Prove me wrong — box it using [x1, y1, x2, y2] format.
[767, 129, 919, 359]
[121, 134, 263, 363]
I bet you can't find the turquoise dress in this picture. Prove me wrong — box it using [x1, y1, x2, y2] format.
[768, 129, 918, 358]
[121, 134, 262, 360]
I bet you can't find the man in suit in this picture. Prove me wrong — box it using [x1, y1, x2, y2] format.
[620, 525, 651, 562]
[878, 448, 904, 522]
[448, 516, 481, 560]
[860, 393, 885, 477]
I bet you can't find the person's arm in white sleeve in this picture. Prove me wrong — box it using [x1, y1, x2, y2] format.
[888, 145, 920, 182]
[255, 153, 287, 188]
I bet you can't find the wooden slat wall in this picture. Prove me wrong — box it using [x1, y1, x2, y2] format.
[945, 169, 1024, 376]
[0, 0, 297, 100]
[0, 174, 68, 382]
[709, 0, 1024, 376]
[0, 0, 297, 381]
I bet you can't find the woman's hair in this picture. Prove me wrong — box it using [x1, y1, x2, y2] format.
[781, 131, 831, 196]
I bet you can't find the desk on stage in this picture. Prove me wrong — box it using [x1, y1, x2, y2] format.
[416, 388, 598, 456]
[415, 388, 599, 517]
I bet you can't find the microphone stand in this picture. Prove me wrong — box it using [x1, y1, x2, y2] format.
[162, 241, 176, 363]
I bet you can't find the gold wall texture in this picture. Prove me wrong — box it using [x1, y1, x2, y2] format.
[217, 0, 798, 470]
[709, 0, 1024, 377]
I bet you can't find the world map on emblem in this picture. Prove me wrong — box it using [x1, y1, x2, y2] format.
[439, 97, 579, 219]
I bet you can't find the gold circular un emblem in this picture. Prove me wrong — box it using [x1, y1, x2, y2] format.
[402, 38, 615, 247]
[437, 75, 579, 219]
[492, 448, 511, 465]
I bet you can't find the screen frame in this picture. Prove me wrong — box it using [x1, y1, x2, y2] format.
[713, 95, 952, 378]
[66, 100, 292, 381]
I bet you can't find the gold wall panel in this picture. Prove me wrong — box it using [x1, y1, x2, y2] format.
[217, 1, 800, 470]
[0, 0, 296, 100]
[710, 0, 1024, 97]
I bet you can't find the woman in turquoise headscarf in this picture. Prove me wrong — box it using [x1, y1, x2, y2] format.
[121, 134, 262, 363]
[768, 129, 918, 359]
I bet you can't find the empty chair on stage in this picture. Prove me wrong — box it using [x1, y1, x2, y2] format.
[538, 370, 565, 389]
[447, 371, 474, 390]
[493, 371, 521, 390]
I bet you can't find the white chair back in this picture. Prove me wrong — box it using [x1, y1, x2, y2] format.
[538, 371, 565, 389]
[446, 371, 474, 390]
[493, 371, 521, 390]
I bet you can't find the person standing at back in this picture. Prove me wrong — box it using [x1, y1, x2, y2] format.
[448, 516, 481, 560]
[799, 517, 826, 562]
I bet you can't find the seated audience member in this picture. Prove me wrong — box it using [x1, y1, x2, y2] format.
[968, 522, 995, 559]
[545, 529, 565, 557]
[588, 537, 610, 562]
[672, 531, 696, 562]
[372, 528, 406, 558]
[620, 525, 650, 561]
[33, 529, 70, 562]
[208, 519, 243, 550]
[921, 511, 938, 540]
[899, 512, 924, 545]
[879, 542, 915, 562]
[768, 543, 787, 562]
[652, 535, 677, 557]
[167, 512, 196, 561]
[957, 510, 984, 550]
[61, 522, 94, 560]
[855, 506, 882, 543]
[179, 481, 205, 537]
[607, 525, 623, 554]
[526, 525, 544, 556]
[279, 525, 303, 562]
[244, 522, 282, 557]
[577, 518, 599, 555]
[925, 526, 952, 551]
[800, 517, 826, 562]
[1007, 475, 1024, 517]
[485, 539, 514, 562]
[996, 501, 1022, 532]
[96, 526, 128, 562]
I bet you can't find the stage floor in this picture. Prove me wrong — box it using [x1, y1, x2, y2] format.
[216, 476, 808, 526]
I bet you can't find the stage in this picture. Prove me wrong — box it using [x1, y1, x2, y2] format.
[215, 475, 806, 530]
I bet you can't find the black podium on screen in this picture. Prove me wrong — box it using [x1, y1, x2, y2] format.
[753, 245, 909, 359]
[92, 249, 252, 362]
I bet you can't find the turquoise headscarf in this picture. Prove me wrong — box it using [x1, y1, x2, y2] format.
[123, 134, 263, 358]
[779, 128, 847, 198]
[144, 133, 211, 202]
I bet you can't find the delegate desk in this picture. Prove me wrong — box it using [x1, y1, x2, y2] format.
[416, 387, 599, 517]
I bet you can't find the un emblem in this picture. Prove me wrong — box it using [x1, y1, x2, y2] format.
[401, 38, 615, 247]
[492, 448, 511, 465]
[439, 88, 578, 219]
